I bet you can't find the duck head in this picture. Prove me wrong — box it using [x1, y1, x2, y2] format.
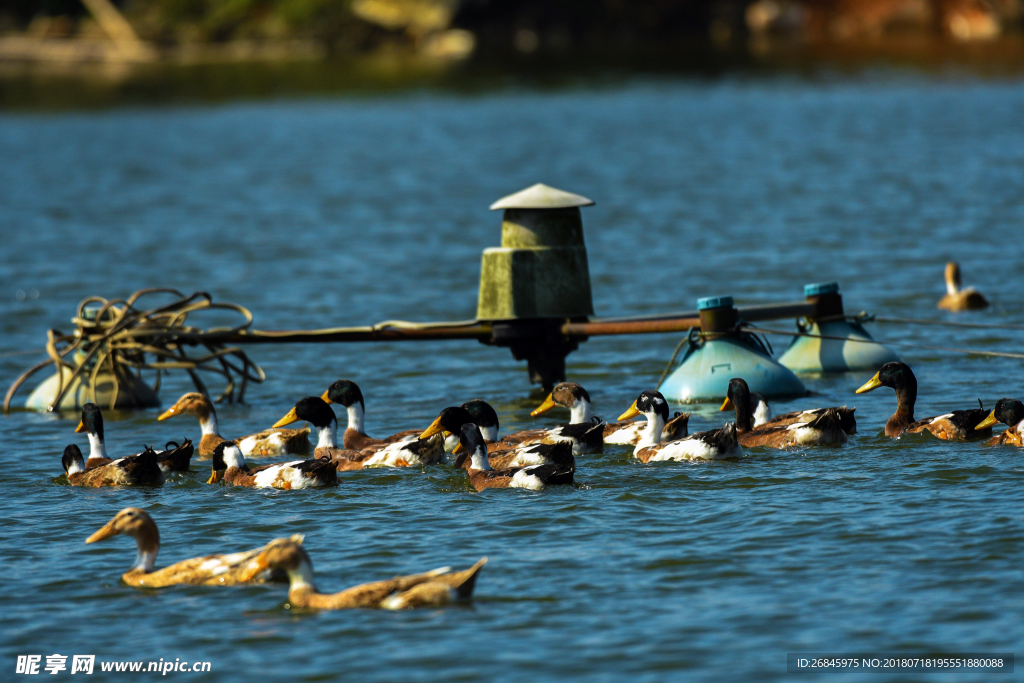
[531, 382, 593, 423]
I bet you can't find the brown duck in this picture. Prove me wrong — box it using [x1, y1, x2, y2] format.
[975, 398, 1024, 446]
[158, 392, 310, 458]
[62, 444, 163, 487]
[855, 362, 991, 439]
[721, 378, 849, 448]
[86, 507, 299, 587]
[240, 537, 486, 610]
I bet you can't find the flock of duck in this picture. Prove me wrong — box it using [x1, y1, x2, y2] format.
[61, 352, 1022, 611]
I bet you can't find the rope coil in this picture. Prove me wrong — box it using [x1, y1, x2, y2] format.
[3, 289, 265, 413]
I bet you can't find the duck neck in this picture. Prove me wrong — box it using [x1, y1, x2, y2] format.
[637, 411, 665, 449]
[86, 432, 108, 462]
[316, 419, 338, 449]
[131, 530, 159, 573]
[287, 559, 317, 593]
[569, 399, 593, 424]
[199, 412, 220, 438]
[470, 449, 492, 471]
[893, 379, 917, 425]
[751, 396, 772, 427]
[346, 403, 366, 435]
[479, 424, 498, 442]
[65, 455, 85, 476]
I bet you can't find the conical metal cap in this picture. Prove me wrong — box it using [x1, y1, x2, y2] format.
[489, 183, 595, 210]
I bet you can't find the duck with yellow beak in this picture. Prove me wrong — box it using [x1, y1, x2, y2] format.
[158, 392, 310, 459]
[240, 537, 487, 610]
[274, 396, 444, 469]
[320, 379, 422, 450]
[420, 406, 578, 469]
[85, 507, 299, 587]
[974, 398, 1024, 446]
[619, 390, 742, 462]
[855, 361, 991, 439]
[720, 378, 848, 448]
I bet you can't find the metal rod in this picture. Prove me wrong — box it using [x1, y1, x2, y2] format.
[561, 301, 816, 337]
[194, 322, 494, 345]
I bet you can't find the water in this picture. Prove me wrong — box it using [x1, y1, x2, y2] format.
[1, 77, 1023, 681]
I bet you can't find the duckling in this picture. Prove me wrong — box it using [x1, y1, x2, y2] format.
[618, 390, 743, 461]
[207, 442, 338, 489]
[274, 396, 444, 469]
[321, 380, 421, 450]
[85, 507, 300, 587]
[74, 403, 112, 469]
[239, 537, 486, 610]
[938, 261, 988, 311]
[61, 444, 163, 487]
[975, 398, 1024, 446]
[721, 378, 850, 447]
[158, 392, 310, 459]
[421, 406, 575, 468]
[855, 361, 991, 439]
[454, 424, 575, 491]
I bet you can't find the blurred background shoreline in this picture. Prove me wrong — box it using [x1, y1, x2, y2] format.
[2, 0, 1023, 110]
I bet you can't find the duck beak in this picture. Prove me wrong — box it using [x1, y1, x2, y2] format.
[320, 390, 333, 404]
[272, 407, 300, 429]
[530, 393, 557, 417]
[239, 552, 269, 583]
[975, 410, 999, 430]
[420, 415, 445, 440]
[157, 406, 177, 421]
[86, 520, 118, 544]
[75, 420, 85, 433]
[452, 440, 464, 454]
[207, 470, 222, 484]
[617, 400, 640, 421]
[855, 372, 883, 394]
[719, 397, 733, 411]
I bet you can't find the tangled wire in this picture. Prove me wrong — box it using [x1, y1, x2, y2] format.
[3, 289, 265, 413]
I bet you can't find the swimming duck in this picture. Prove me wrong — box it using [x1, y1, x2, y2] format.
[855, 362, 991, 439]
[240, 537, 487, 610]
[454, 424, 575, 491]
[61, 444, 163, 487]
[423, 405, 586, 469]
[618, 390, 743, 461]
[975, 398, 1024, 446]
[207, 442, 338, 489]
[721, 378, 850, 447]
[75, 403, 113, 468]
[321, 380, 421, 450]
[158, 392, 310, 459]
[274, 396, 444, 469]
[150, 439, 194, 473]
[938, 261, 988, 311]
[85, 507, 300, 587]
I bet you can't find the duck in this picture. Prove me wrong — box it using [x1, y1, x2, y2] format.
[61, 444, 163, 487]
[855, 361, 992, 439]
[158, 392, 310, 459]
[937, 261, 988, 311]
[321, 380, 421, 450]
[74, 403, 113, 469]
[239, 537, 487, 610]
[421, 406, 576, 469]
[975, 398, 1024, 446]
[721, 378, 851, 447]
[76, 402, 193, 472]
[207, 442, 338, 489]
[618, 390, 743, 461]
[85, 507, 300, 587]
[150, 439, 194, 473]
[274, 396, 445, 469]
[479, 382, 598, 454]
[453, 423, 575, 491]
